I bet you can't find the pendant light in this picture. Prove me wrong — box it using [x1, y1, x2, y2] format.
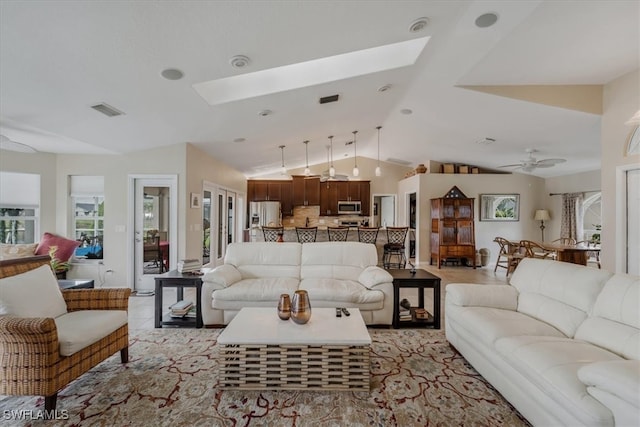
[328, 136, 335, 177]
[303, 140, 310, 176]
[375, 126, 382, 177]
[279, 145, 287, 175]
[352, 130, 359, 177]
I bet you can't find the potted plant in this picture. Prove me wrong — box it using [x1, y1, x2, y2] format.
[591, 224, 601, 244]
[49, 245, 70, 279]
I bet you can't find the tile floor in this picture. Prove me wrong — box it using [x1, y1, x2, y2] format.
[127, 263, 509, 330]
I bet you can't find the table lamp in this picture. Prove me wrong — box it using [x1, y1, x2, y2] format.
[534, 209, 551, 241]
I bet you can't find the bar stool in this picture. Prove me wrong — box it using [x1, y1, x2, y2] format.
[383, 227, 408, 269]
[327, 226, 349, 241]
[357, 227, 379, 244]
[262, 226, 284, 242]
[295, 226, 318, 243]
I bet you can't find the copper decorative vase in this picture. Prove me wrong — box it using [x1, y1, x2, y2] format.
[277, 294, 291, 320]
[290, 290, 311, 324]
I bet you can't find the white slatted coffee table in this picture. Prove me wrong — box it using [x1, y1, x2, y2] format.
[217, 307, 371, 391]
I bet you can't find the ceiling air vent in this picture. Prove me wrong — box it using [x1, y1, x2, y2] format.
[90, 103, 125, 117]
[319, 94, 339, 104]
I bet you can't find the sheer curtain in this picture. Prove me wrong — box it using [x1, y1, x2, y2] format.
[561, 193, 584, 241]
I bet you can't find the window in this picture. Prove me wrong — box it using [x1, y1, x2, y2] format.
[70, 176, 104, 258]
[0, 172, 39, 243]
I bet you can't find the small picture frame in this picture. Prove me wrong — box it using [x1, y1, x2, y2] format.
[190, 192, 201, 209]
[480, 194, 520, 221]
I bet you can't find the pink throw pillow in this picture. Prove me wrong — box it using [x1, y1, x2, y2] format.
[35, 232, 80, 262]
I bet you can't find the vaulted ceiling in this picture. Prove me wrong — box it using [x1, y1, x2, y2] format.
[1, 1, 638, 177]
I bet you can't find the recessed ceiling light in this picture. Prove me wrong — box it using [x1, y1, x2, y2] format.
[475, 13, 499, 28]
[258, 109, 272, 117]
[161, 68, 184, 80]
[233, 137, 246, 143]
[230, 55, 251, 69]
[400, 108, 413, 115]
[409, 17, 429, 33]
[378, 84, 392, 92]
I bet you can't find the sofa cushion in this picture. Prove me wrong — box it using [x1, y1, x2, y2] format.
[211, 277, 299, 309]
[575, 274, 640, 359]
[446, 305, 566, 345]
[446, 284, 518, 310]
[35, 232, 80, 262]
[299, 278, 384, 308]
[301, 242, 377, 281]
[495, 335, 621, 426]
[0, 264, 67, 318]
[54, 310, 128, 356]
[224, 242, 301, 279]
[509, 258, 612, 337]
[0, 243, 38, 260]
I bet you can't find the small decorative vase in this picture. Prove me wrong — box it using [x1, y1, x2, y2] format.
[277, 233, 284, 243]
[415, 164, 427, 174]
[277, 294, 291, 320]
[290, 290, 311, 324]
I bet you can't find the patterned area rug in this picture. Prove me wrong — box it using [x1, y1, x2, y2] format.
[0, 328, 530, 426]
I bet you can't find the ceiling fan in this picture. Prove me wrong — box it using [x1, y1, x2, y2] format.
[499, 148, 566, 172]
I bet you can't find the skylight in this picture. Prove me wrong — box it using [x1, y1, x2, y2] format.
[193, 37, 430, 105]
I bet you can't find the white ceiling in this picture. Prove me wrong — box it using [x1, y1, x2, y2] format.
[1, 1, 638, 178]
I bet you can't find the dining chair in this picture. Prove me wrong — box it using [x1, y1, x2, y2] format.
[143, 234, 163, 273]
[327, 226, 349, 241]
[577, 240, 601, 269]
[552, 237, 577, 245]
[262, 225, 284, 242]
[295, 226, 318, 243]
[520, 240, 555, 260]
[383, 227, 408, 269]
[357, 227, 379, 244]
[493, 237, 523, 275]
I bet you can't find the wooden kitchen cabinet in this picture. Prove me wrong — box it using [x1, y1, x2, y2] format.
[279, 180, 293, 215]
[319, 180, 370, 216]
[248, 180, 292, 210]
[319, 182, 338, 215]
[430, 186, 475, 269]
[291, 176, 320, 207]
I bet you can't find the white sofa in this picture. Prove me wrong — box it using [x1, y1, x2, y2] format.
[445, 257, 639, 426]
[201, 241, 393, 326]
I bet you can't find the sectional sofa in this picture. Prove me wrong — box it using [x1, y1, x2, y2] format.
[201, 241, 394, 326]
[445, 257, 639, 426]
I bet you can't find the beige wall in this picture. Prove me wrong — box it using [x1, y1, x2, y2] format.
[1, 143, 247, 287]
[185, 144, 247, 260]
[544, 169, 601, 240]
[601, 69, 640, 272]
[400, 173, 546, 266]
[55, 144, 187, 287]
[0, 150, 58, 234]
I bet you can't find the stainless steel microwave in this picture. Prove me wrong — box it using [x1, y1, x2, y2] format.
[337, 201, 362, 215]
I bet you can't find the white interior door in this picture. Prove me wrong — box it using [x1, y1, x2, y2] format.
[131, 176, 177, 292]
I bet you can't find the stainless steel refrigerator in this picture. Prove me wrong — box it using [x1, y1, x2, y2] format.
[249, 201, 281, 241]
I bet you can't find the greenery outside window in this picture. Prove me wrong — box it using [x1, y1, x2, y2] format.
[0, 171, 40, 243]
[70, 176, 104, 259]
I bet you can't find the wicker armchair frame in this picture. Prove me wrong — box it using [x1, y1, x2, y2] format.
[0, 255, 131, 411]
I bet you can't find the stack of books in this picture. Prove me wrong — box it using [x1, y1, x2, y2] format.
[399, 306, 412, 321]
[177, 259, 201, 274]
[170, 300, 193, 318]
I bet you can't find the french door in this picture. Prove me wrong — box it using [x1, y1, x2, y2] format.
[130, 175, 177, 292]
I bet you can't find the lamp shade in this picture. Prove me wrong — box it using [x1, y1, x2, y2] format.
[534, 209, 550, 221]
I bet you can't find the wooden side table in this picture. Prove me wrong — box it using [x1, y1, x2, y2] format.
[154, 270, 203, 328]
[388, 269, 441, 329]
